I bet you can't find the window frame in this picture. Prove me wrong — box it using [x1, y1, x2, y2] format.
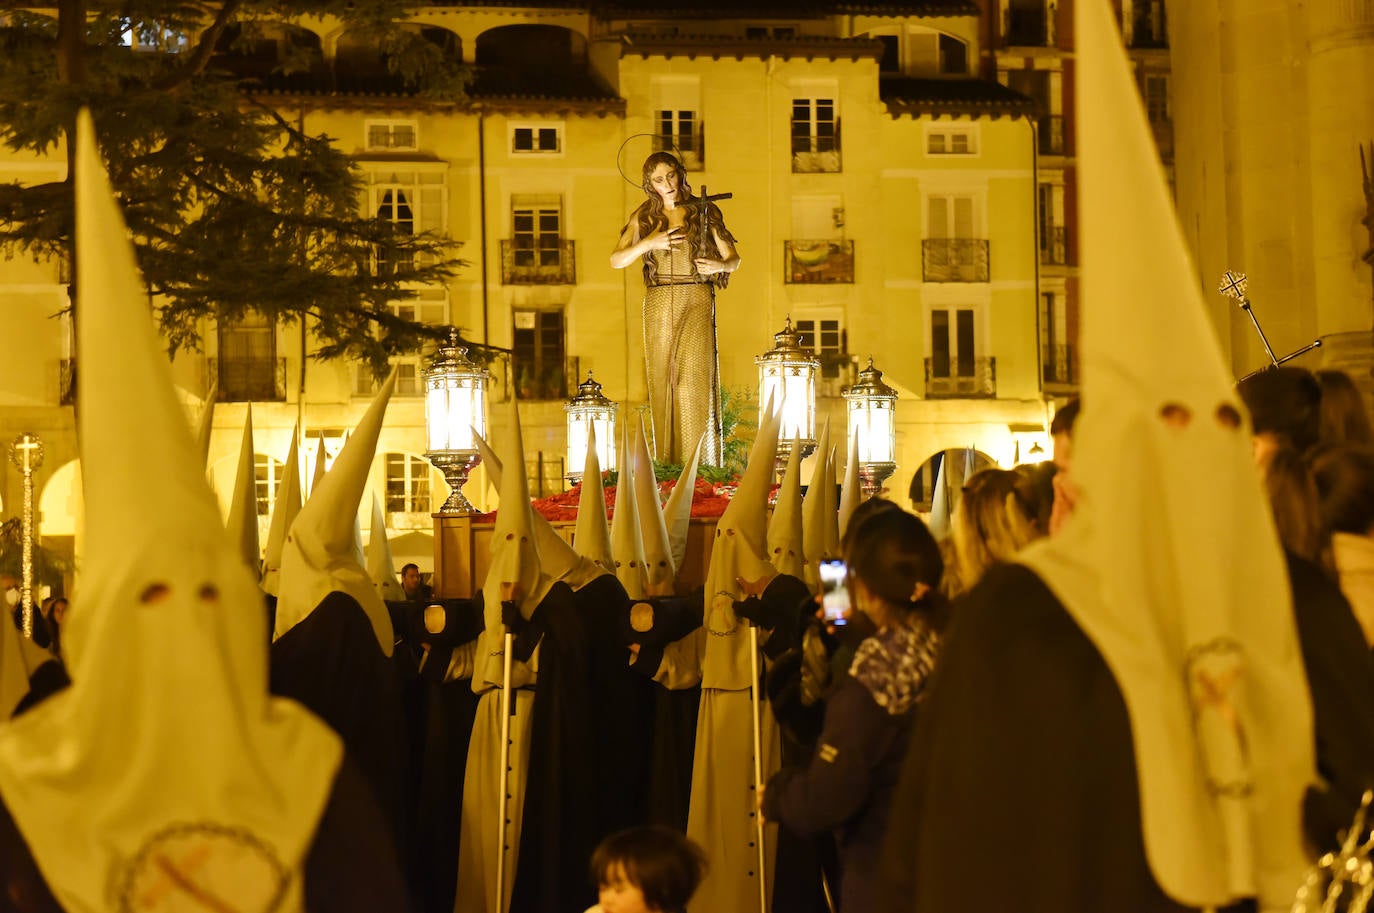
[509, 122, 565, 156]
[364, 119, 420, 152]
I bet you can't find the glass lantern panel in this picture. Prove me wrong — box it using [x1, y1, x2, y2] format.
[567, 412, 590, 477]
[849, 399, 895, 463]
[426, 386, 448, 451]
[446, 389, 477, 452]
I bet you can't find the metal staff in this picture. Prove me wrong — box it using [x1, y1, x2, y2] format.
[8, 434, 42, 638]
[495, 628, 515, 913]
[748, 622, 768, 913]
[1219, 270, 1323, 381]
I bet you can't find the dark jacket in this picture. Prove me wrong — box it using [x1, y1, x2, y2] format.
[764, 617, 939, 913]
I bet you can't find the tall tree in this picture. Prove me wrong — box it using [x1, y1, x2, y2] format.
[0, 1, 469, 377]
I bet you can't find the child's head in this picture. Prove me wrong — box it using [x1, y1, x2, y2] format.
[589, 826, 706, 913]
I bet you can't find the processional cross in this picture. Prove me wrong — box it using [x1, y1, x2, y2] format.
[1219, 270, 1323, 382]
[7, 433, 43, 638]
[683, 185, 733, 261]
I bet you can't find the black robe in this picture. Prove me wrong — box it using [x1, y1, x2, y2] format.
[398, 598, 484, 913]
[507, 581, 599, 913]
[1284, 552, 1374, 849]
[269, 592, 411, 872]
[574, 574, 658, 841]
[0, 755, 408, 913]
[625, 592, 705, 832]
[879, 563, 1195, 913]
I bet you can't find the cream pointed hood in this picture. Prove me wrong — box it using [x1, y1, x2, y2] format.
[194, 387, 216, 470]
[367, 492, 403, 602]
[703, 397, 780, 690]
[1016, 2, 1313, 907]
[261, 427, 302, 596]
[662, 433, 703, 574]
[837, 430, 861, 540]
[822, 443, 840, 557]
[631, 416, 675, 594]
[474, 428, 602, 590]
[0, 111, 341, 913]
[801, 419, 833, 591]
[574, 423, 615, 574]
[768, 437, 806, 580]
[927, 452, 953, 541]
[275, 371, 397, 656]
[481, 400, 553, 618]
[225, 405, 261, 577]
[610, 427, 650, 599]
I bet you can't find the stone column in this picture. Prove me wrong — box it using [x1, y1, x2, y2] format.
[1306, 0, 1374, 383]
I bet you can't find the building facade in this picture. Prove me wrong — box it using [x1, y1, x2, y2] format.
[0, 1, 1174, 572]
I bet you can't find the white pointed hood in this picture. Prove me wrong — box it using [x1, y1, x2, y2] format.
[822, 442, 840, 557]
[275, 371, 397, 656]
[703, 396, 780, 690]
[768, 438, 806, 580]
[631, 416, 675, 595]
[474, 428, 602, 590]
[0, 111, 341, 911]
[610, 427, 649, 599]
[801, 419, 833, 591]
[574, 423, 615, 573]
[837, 429, 862, 540]
[194, 387, 216, 470]
[927, 452, 953, 541]
[309, 435, 328, 496]
[367, 492, 403, 602]
[1017, 2, 1313, 907]
[481, 400, 552, 618]
[261, 427, 302, 596]
[225, 405, 261, 577]
[662, 433, 703, 574]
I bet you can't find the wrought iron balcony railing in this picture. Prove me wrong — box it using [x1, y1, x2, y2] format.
[924, 356, 997, 399]
[500, 354, 580, 402]
[1039, 114, 1065, 156]
[791, 125, 841, 173]
[500, 239, 576, 285]
[1043, 344, 1078, 387]
[784, 240, 855, 284]
[212, 356, 287, 402]
[922, 239, 990, 283]
[1040, 225, 1068, 265]
[817, 352, 858, 398]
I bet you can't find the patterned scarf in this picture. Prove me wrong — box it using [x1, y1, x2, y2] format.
[849, 614, 941, 715]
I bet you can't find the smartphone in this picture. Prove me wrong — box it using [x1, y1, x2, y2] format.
[819, 559, 850, 625]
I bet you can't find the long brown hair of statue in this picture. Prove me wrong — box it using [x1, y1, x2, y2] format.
[630, 151, 734, 290]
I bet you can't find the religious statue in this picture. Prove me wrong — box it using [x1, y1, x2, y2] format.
[611, 151, 739, 465]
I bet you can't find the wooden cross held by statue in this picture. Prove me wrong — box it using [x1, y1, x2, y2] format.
[683, 185, 733, 261]
[1218, 270, 1323, 382]
[7, 433, 43, 639]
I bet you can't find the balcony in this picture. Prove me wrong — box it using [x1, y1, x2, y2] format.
[508, 355, 579, 402]
[212, 356, 287, 402]
[925, 357, 997, 399]
[1040, 226, 1067, 265]
[784, 240, 855, 284]
[922, 239, 990, 283]
[59, 358, 75, 406]
[1042, 344, 1078, 388]
[1038, 114, 1064, 156]
[818, 352, 858, 398]
[500, 239, 576, 286]
[655, 129, 705, 170]
[791, 131, 841, 174]
[1005, 8, 1049, 46]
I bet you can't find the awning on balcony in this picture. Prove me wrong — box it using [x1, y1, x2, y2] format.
[881, 77, 1037, 120]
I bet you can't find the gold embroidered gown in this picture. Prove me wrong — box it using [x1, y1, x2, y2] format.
[643, 245, 723, 466]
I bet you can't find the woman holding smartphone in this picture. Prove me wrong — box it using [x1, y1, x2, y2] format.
[760, 507, 945, 912]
